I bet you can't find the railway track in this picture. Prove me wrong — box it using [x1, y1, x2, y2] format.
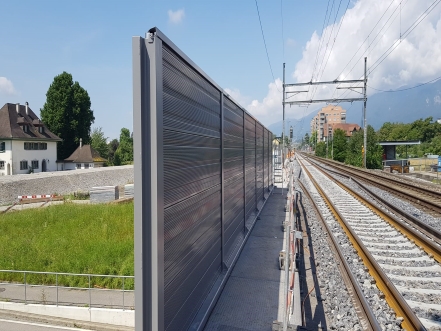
[303, 153, 441, 216]
[297, 155, 441, 330]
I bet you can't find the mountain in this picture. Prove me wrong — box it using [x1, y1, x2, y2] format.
[267, 79, 441, 140]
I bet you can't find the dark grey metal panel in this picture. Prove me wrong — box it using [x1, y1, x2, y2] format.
[222, 96, 244, 264]
[256, 123, 264, 203]
[136, 27, 274, 331]
[264, 128, 268, 192]
[162, 43, 222, 331]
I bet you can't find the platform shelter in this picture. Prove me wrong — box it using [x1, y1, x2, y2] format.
[379, 140, 421, 173]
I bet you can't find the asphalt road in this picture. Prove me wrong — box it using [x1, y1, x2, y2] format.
[0, 318, 92, 331]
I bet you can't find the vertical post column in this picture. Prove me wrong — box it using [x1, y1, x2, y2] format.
[243, 110, 246, 228]
[220, 93, 226, 269]
[282, 63, 286, 195]
[255, 121, 257, 210]
[363, 57, 367, 169]
[133, 32, 165, 331]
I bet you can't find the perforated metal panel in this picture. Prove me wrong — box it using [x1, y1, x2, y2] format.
[134, 28, 274, 331]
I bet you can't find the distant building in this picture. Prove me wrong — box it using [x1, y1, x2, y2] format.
[310, 105, 346, 142]
[323, 123, 361, 140]
[0, 102, 61, 175]
[57, 139, 107, 170]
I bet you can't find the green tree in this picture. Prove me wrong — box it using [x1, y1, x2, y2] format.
[332, 129, 348, 162]
[346, 126, 382, 169]
[107, 139, 119, 166]
[114, 128, 133, 165]
[315, 141, 326, 157]
[310, 131, 318, 150]
[41, 72, 95, 159]
[90, 127, 108, 160]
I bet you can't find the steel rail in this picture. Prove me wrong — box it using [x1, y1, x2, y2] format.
[306, 154, 441, 215]
[299, 158, 426, 331]
[305, 156, 441, 247]
[298, 179, 381, 331]
[308, 160, 441, 265]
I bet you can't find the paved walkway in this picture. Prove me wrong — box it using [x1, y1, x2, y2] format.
[203, 187, 293, 331]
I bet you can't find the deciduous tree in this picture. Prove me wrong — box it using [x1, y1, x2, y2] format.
[332, 129, 348, 162]
[90, 127, 108, 160]
[40, 72, 95, 159]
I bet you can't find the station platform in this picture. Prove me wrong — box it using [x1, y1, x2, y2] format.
[203, 187, 302, 331]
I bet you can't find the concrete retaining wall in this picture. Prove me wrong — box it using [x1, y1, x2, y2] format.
[0, 165, 134, 206]
[0, 301, 134, 327]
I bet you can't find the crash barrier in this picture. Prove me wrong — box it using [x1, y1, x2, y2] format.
[133, 27, 274, 331]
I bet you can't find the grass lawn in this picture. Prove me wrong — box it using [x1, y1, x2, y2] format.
[0, 201, 134, 289]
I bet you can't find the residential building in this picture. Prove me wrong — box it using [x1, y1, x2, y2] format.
[323, 123, 361, 140]
[0, 102, 61, 175]
[57, 140, 107, 170]
[310, 105, 347, 142]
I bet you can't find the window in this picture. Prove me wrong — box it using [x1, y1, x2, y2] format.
[0, 142, 5, 152]
[76, 164, 81, 169]
[23, 125, 29, 133]
[24, 142, 47, 150]
[39, 127, 45, 134]
[84, 163, 89, 169]
[31, 160, 39, 169]
[20, 161, 28, 170]
[0, 161, 4, 170]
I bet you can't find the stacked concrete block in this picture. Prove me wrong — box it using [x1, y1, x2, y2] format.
[124, 184, 134, 198]
[90, 186, 119, 203]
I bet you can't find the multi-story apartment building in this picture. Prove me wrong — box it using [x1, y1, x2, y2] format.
[310, 105, 347, 142]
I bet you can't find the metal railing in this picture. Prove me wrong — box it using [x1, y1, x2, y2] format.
[0, 270, 134, 310]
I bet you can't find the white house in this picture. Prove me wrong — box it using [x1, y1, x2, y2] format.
[0, 102, 61, 175]
[57, 139, 107, 171]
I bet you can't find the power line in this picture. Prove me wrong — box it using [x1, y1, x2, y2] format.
[281, 0, 285, 61]
[335, 0, 396, 81]
[369, 0, 441, 74]
[311, 0, 332, 83]
[368, 75, 441, 92]
[315, 0, 341, 82]
[254, 0, 281, 92]
[317, 0, 349, 81]
[334, 0, 439, 103]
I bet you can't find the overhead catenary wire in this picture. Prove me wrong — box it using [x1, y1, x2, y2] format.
[254, 0, 282, 92]
[281, 0, 285, 61]
[369, 0, 441, 74]
[335, 0, 396, 81]
[368, 75, 441, 92]
[316, 0, 349, 82]
[334, 0, 439, 106]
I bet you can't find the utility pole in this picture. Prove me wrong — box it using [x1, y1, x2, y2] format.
[283, 61, 367, 162]
[282, 63, 285, 194]
[363, 57, 367, 168]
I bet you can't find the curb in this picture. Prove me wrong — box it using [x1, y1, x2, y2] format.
[0, 309, 134, 331]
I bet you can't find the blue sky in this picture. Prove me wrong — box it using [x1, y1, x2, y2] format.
[1, 1, 441, 140]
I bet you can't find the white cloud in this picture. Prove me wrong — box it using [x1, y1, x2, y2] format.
[0, 77, 15, 95]
[168, 9, 185, 24]
[226, 79, 291, 127]
[230, 0, 441, 128]
[434, 95, 441, 104]
[292, 0, 441, 96]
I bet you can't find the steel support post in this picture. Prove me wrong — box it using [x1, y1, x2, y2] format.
[220, 93, 226, 269]
[282, 63, 286, 195]
[363, 57, 368, 169]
